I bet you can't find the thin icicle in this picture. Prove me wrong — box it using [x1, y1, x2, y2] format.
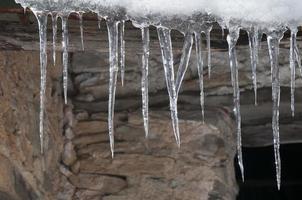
[51, 13, 58, 65]
[78, 12, 85, 51]
[205, 25, 212, 79]
[175, 32, 193, 95]
[267, 29, 285, 190]
[120, 20, 126, 86]
[258, 31, 263, 50]
[293, 31, 302, 77]
[227, 25, 244, 182]
[141, 27, 150, 138]
[33, 11, 48, 155]
[106, 19, 120, 157]
[194, 32, 205, 122]
[247, 27, 259, 105]
[98, 16, 102, 30]
[221, 28, 225, 39]
[61, 14, 70, 104]
[157, 26, 180, 147]
[289, 28, 297, 117]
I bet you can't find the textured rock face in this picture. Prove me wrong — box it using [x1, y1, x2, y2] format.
[0, 51, 64, 200]
[65, 110, 237, 200]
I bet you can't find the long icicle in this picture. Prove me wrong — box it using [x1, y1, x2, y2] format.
[289, 28, 297, 117]
[120, 20, 126, 86]
[267, 30, 284, 190]
[206, 25, 213, 79]
[51, 13, 58, 65]
[33, 11, 48, 155]
[175, 32, 193, 95]
[61, 14, 70, 104]
[227, 25, 244, 182]
[247, 27, 259, 105]
[157, 26, 180, 146]
[78, 12, 84, 51]
[293, 31, 302, 77]
[107, 19, 119, 157]
[194, 32, 205, 122]
[98, 16, 102, 30]
[141, 27, 150, 138]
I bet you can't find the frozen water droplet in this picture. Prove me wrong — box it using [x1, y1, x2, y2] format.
[51, 13, 58, 65]
[289, 27, 297, 117]
[33, 11, 48, 155]
[205, 25, 212, 79]
[107, 19, 120, 157]
[141, 26, 150, 138]
[247, 27, 259, 105]
[227, 24, 244, 182]
[175, 32, 193, 95]
[120, 20, 126, 86]
[194, 32, 205, 122]
[157, 26, 180, 147]
[61, 14, 70, 104]
[267, 28, 285, 190]
[78, 12, 85, 51]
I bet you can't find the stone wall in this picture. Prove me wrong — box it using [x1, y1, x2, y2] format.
[0, 51, 64, 199]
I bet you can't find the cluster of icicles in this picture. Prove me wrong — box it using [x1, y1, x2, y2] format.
[20, 5, 302, 190]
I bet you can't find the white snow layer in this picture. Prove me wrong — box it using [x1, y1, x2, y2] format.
[15, 0, 302, 26]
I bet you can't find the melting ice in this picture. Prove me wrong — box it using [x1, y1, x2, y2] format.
[15, 0, 302, 189]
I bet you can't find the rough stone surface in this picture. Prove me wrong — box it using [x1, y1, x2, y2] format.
[70, 110, 237, 200]
[0, 51, 64, 200]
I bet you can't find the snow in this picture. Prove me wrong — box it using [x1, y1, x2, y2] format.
[16, 0, 302, 27]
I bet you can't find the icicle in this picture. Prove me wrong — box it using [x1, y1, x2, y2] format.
[258, 31, 263, 50]
[61, 14, 70, 104]
[141, 27, 150, 138]
[98, 16, 102, 30]
[247, 27, 259, 105]
[175, 32, 193, 95]
[194, 32, 205, 122]
[267, 29, 285, 190]
[205, 25, 213, 79]
[157, 26, 180, 146]
[227, 25, 244, 182]
[78, 12, 85, 51]
[289, 28, 297, 117]
[293, 30, 302, 77]
[120, 20, 126, 86]
[52, 13, 58, 65]
[106, 19, 120, 157]
[221, 28, 225, 39]
[23, 6, 27, 15]
[33, 11, 48, 155]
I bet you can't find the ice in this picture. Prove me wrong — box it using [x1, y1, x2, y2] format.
[61, 14, 69, 104]
[267, 28, 286, 190]
[194, 32, 205, 122]
[32, 11, 48, 154]
[157, 27, 180, 146]
[141, 26, 150, 138]
[205, 25, 212, 79]
[247, 27, 259, 105]
[120, 21, 126, 86]
[227, 25, 244, 181]
[175, 32, 193, 95]
[107, 19, 120, 157]
[78, 12, 85, 51]
[289, 28, 297, 117]
[51, 13, 58, 65]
